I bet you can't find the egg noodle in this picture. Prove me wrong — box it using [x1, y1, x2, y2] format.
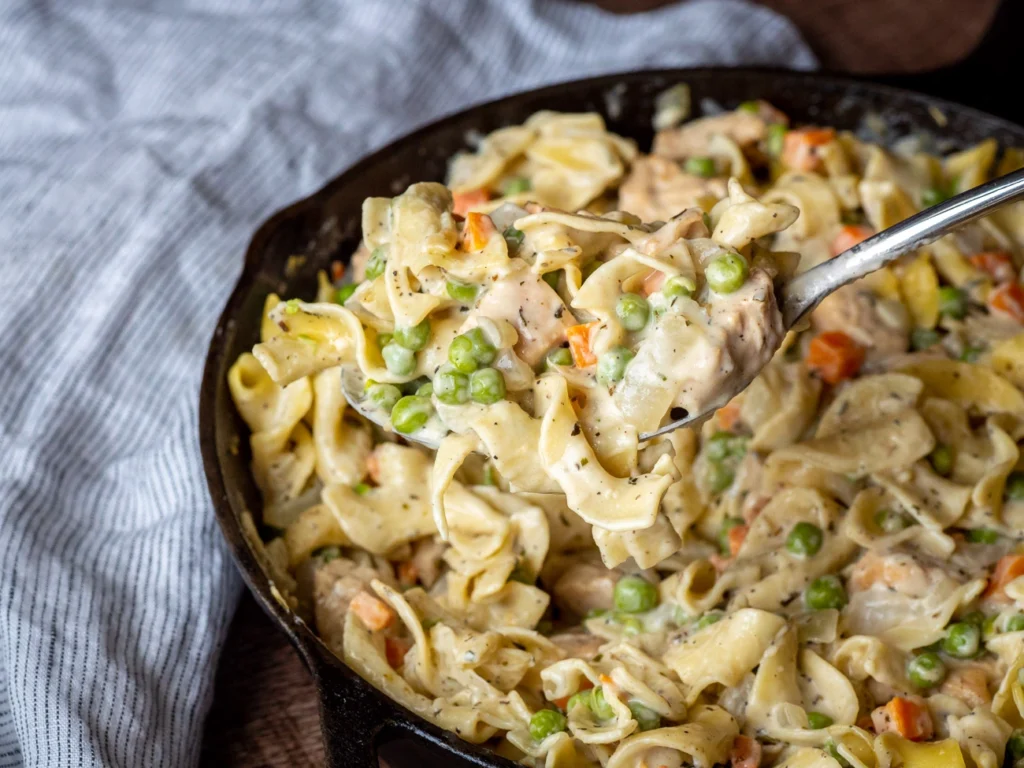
[229, 98, 1024, 768]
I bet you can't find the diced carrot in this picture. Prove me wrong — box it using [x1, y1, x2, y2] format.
[553, 678, 594, 709]
[641, 269, 666, 296]
[716, 401, 741, 431]
[970, 251, 1017, 283]
[566, 322, 599, 368]
[831, 225, 874, 257]
[988, 282, 1024, 323]
[330, 260, 346, 283]
[805, 331, 865, 385]
[729, 734, 762, 768]
[872, 697, 933, 741]
[452, 188, 490, 217]
[984, 554, 1024, 600]
[460, 211, 497, 252]
[349, 591, 394, 631]
[782, 128, 836, 172]
[397, 561, 418, 588]
[385, 636, 410, 669]
[727, 524, 749, 558]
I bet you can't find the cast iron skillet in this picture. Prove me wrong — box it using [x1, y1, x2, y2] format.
[200, 2, 1023, 765]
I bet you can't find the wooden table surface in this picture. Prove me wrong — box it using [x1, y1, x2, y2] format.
[199, 1, 999, 765]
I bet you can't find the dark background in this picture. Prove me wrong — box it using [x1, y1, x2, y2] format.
[200, 1, 1001, 764]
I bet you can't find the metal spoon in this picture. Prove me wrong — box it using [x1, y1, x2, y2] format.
[344, 168, 1024, 450]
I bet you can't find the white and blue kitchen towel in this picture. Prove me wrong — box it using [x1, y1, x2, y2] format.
[0, 1, 814, 765]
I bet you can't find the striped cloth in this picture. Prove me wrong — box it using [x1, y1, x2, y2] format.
[0, 1, 814, 765]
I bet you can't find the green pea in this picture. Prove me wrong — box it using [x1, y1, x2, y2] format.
[960, 344, 985, 362]
[415, 381, 433, 397]
[366, 383, 402, 412]
[738, 100, 760, 114]
[353, 482, 371, 496]
[805, 575, 847, 611]
[922, 187, 949, 208]
[706, 461, 735, 494]
[766, 124, 787, 157]
[502, 225, 525, 252]
[705, 252, 749, 294]
[613, 574, 659, 614]
[628, 701, 662, 731]
[965, 528, 1001, 544]
[591, 687, 615, 720]
[806, 711, 833, 730]
[1007, 730, 1024, 763]
[615, 292, 650, 331]
[786, 522, 824, 559]
[335, 283, 359, 304]
[502, 176, 531, 195]
[1006, 614, 1024, 633]
[718, 516, 745, 555]
[528, 709, 566, 741]
[284, 298, 300, 315]
[446, 279, 478, 304]
[874, 508, 913, 533]
[910, 328, 941, 351]
[705, 432, 747, 462]
[469, 367, 506, 404]
[546, 347, 573, 369]
[663, 275, 694, 301]
[938, 286, 968, 320]
[693, 611, 723, 631]
[566, 689, 593, 713]
[377, 332, 393, 349]
[394, 319, 431, 351]
[942, 622, 981, 658]
[382, 342, 416, 376]
[315, 545, 341, 563]
[542, 270, 561, 291]
[365, 246, 387, 280]
[434, 369, 470, 405]
[684, 156, 717, 178]
[448, 335, 478, 373]
[466, 327, 497, 364]
[929, 444, 954, 476]
[824, 740, 851, 768]
[597, 346, 634, 386]
[390, 395, 433, 434]
[1005, 471, 1024, 501]
[907, 651, 946, 689]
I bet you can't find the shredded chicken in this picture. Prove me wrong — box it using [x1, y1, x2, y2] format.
[549, 632, 605, 660]
[653, 110, 768, 160]
[314, 557, 391, 654]
[552, 563, 618, 616]
[618, 155, 727, 222]
[811, 285, 909, 357]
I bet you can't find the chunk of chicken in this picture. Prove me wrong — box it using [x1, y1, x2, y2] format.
[552, 563, 617, 617]
[811, 285, 909, 357]
[939, 665, 991, 709]
[349, 243, 371, 283]
[473, 264, 575, 366]
[313, 557, 389, 655]
[653, 111, 768, 160]
[618, 155, 727, 222]
[410, 536, 446, 589]
[549, 632, 606, 660]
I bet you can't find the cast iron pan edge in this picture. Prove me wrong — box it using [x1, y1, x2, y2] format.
[200, 58, 1024, 768]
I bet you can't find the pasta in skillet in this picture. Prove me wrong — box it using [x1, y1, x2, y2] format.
[230, 98, 1024, 768]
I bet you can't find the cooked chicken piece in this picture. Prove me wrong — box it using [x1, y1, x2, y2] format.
[350, 243, 371, 282]
[552, 563, 618, 617]
[473, 263, 575, 366]
[939, 666, 992, 709]
[410, 537, 446, 589]
[653, 111, 767, 160]
[549, 632, 605, 660]
[618, 155, 727, 222]
[313, 557, 389, 655]
[811, 285, 909, 357]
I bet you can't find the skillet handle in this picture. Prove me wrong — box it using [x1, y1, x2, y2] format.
[871, 0, 1022, 125]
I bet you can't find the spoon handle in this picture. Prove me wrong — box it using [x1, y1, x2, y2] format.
[780, 167, 1024, 328]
